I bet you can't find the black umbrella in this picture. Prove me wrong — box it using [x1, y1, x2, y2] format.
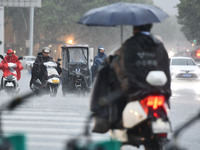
[78, 2, 169, 43]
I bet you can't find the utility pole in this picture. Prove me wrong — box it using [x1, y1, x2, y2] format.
[0, 0, 41, 56]
[0, 7, 4, 54]
[29, 7, 34, 56]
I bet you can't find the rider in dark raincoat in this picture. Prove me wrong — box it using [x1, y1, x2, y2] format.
[90, 24, 171, 133]
[30, 47, 53, 88]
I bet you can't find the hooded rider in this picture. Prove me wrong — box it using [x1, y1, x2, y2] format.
[91, 46, 107, 80]
[90, 24, 172, 133]
[0, 49, 23, 90]
[30, 47, 53, 88]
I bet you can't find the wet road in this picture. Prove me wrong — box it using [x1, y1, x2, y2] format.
[0, 70, 200, 150]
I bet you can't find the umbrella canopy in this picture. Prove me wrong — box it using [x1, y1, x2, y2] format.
[78, 2, 169, 26]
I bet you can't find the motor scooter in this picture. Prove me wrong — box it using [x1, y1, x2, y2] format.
[108, 70, 172, 150]
[31, 60, 60, 97]
[0, 55, 22, 95]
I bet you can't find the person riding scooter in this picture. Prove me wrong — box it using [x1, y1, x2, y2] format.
[30, 47, 53, 88]
[0, 49, 23, 91]
[30, 47, 61, 93]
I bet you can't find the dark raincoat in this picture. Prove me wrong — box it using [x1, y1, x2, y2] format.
[30, 52, 53, 86]
[114, 32, 171, 100]
[90, 32, 171, 133]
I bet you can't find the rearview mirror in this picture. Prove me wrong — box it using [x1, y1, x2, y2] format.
[57, 58, 62, 61]
[18, 57, 23, 60]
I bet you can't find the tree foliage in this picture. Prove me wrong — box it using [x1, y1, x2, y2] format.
[152, 16, 189, 51]
[34, 0, 154, 51]
[5, 8, 29, 54]
[177, 0, 200, 44]
[5, 0, 158, 55]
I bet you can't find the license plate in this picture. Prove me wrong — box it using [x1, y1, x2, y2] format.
[6, 82, 14, 87]
[152, 119, 171, 133]
[52, 79, 59, 83]
[182, 74, 192, 78]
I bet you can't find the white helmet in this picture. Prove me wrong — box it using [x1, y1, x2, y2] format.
[42, 47, 51, 53]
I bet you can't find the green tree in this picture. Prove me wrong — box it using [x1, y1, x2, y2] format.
[5, 0, 154, 55]
[152, 16, 189, 50]
[34, 0, 154, 51]
[177, 0, 200, 44]
[5, 8, 29, 55]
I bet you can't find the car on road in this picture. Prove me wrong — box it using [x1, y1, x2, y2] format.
[170, 56, 200, 80]
[21, 56, 36, 69]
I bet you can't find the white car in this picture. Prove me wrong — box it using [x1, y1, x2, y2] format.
[21, 56, 36, 69]
[170, 57, 200, 79]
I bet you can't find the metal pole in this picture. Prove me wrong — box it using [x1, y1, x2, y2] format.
[29, 7, 34, 56]
[0, 7, 4, 54]
[120, 25, 123, 45]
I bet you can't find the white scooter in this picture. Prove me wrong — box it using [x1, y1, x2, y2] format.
[31, 61, 60, 97]
[0, 55, 22, 95]
[110, 71, 171, 150]
[44, 61, 60, 96]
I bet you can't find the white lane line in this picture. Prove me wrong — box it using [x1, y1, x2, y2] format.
[3, 126, 84, 134]
[2, 115, 87, 122]
[2, 120, 86, 126]
[4, 111, 79, 116]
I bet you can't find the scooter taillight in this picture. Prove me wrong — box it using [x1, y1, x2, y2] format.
[158, 133, 167, 138]
[147, 96, 165, 109]
[140, 95, 165, 114]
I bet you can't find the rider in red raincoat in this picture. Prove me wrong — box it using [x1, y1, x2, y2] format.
[0, 49, 23, 86]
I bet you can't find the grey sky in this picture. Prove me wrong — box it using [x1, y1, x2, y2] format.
[153, 0, 180, 15]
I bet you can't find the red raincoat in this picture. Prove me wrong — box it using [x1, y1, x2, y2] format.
[0, 49, 23, 80]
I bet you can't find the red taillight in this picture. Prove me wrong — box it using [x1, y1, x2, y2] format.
[196, 50, 200, 57]
[158, 133, 167, 138]
[153, 112, 159, 118]
[147, 96, 165, 110]
[140, 95, 165, 113]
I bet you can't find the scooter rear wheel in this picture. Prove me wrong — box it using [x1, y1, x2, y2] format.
[49, 85, 57, 97]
